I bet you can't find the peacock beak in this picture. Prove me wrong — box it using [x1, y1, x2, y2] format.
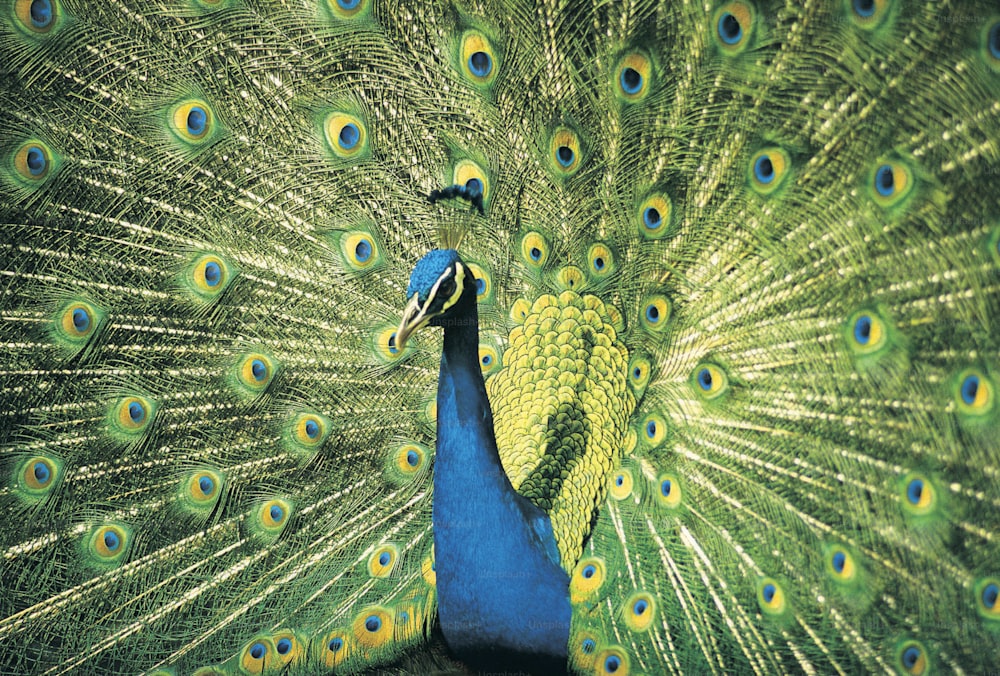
[395, 293, 429, 351]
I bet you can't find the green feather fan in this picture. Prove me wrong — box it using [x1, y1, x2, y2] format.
[1, 0, 998, 674]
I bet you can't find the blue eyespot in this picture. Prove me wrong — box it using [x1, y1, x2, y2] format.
[530, 247, 542, 261]
[983, 583, 999, 609]
[906, 479, 924, 505]
[337, 0, 361, 9]
[604, 655, 621, 673]
[633, 599, 648, 615]
[832, 551, 846, 573]
[378, 552, 391, 566]
[338, 123, 360, 150]
[203, 261, 221, 287]
[643, 206, 661, 230]
[400, 611, 409, 622]
[481, 354, 492, 366]
[754, 154, 775, 184]
[269, 505, 284, 522]
[718, 12, 742, 45]
[620, 67, 642, 94]
[902, 646, 920, 669]
[852, 0, 875, 18]
[582, 638, 596, 653]
[365, 615, 381, 632]
[72, 308, 90, 332]
[128, 401, 145, 424]
[104, 531, 120, 551]
[329, 637, 343, 652]
[874, 164, 895, 197]
[961, 375, 980, 405]
[304, 419, 319, 439]
[250, 642, 266, 659]
[30, 0, 53, 28]
[276, 638, 292, 654]
[250, 359, 267, 381]
[33, 461, 51, 483]
[615, 474, 624, 487]
[697, 368, 713, 391]
[465, 177, 483, 197]
[661, 479, 672, 496]
[476, 277, 486, 295]
[354, 239, 372, 262]
[406, 450, 419, 466]
[854, 315, 872, 344]
[556, 146, 575, 168]
[26, 146, 47, 175]
[468, 51, 492, 78]
[645, 305, 660, 323]
[645, 420, 657, 438]
[198, 476, 214, 495]
[582, 564, 596, 579]
[388, 332, 399, 355]
[762, 583, 776, 603]
[186, 107, 207, 137]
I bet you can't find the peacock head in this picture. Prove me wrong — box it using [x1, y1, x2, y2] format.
[396, 249, 475, 349]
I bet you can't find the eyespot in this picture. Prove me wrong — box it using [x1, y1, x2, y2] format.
[757, 577, 787, 615]
[609, 469, 634, 500]
[692, 364, 728, 400]
[465, 262, 493, 304]
[869, 160, 912, 208]
[56, 300, 102, 344]
[713, 2, 754, 54]
[353, 606, 393, 648]
[586, 243, 615, 280]
[183, 469, 224, 509]
[325, 113, 368, 159]
[640, 413, 667, 447]
[460, 31, 498, 85]
[520, 231, 550, 267]
[549, 128, 582, 176]
[376, 326, 407, 361]
[236, 353, 276, 393]
[894, 639, 928, 676]
[570, 557, 607, 603]
[170, 100, 216, 144]
[258, 499, 291, 534]
[557, 265, 586, 291]
[595, 647, 629, 675]
[326, 0, 368, 19]
[13, 141, 54, 182]
[954, 368, 993, 416]
[975, 577, 1000, 619]
[571, 630, 601, 669]
[640, 295, 671, 332]
[19, 455, 60, 497]
[615, 53, 652, 102]
[627, 355, 651, 397]
[656, 473, 682, 509]
[638, 193, 673, 239]
[748, 148, 790, 195]
[317, 629, 353, 668]
[340, 231, 381, 271]
[368, 544, 399, 578]
[292, 413, 328, 448]
[240, 638, 275, 672]
[14, 0, 59, 34]
[900, 473, 936, 517]
[824, 544, 858, 584]
[983, 21, 1000, 69]
[391, 442, 428, 479]
[453, 158, 490, 205]
[478, 345, 501, 376]
[187, 254, 233, 300]
[113, 396, 155, 435]
[847, 0, 891, 29]
[271, 631, 302, 663]
[623, 593, 656, 632]
[845, 309, 890, 356]
[88, 524, 131, 566]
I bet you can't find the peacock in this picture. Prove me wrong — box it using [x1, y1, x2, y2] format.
[1, 0, 999, 673]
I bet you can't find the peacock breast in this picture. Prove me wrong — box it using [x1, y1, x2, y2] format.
[486, 290, 636, 573]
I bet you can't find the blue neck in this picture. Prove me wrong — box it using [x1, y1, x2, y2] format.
[432, 304, 571, 670]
